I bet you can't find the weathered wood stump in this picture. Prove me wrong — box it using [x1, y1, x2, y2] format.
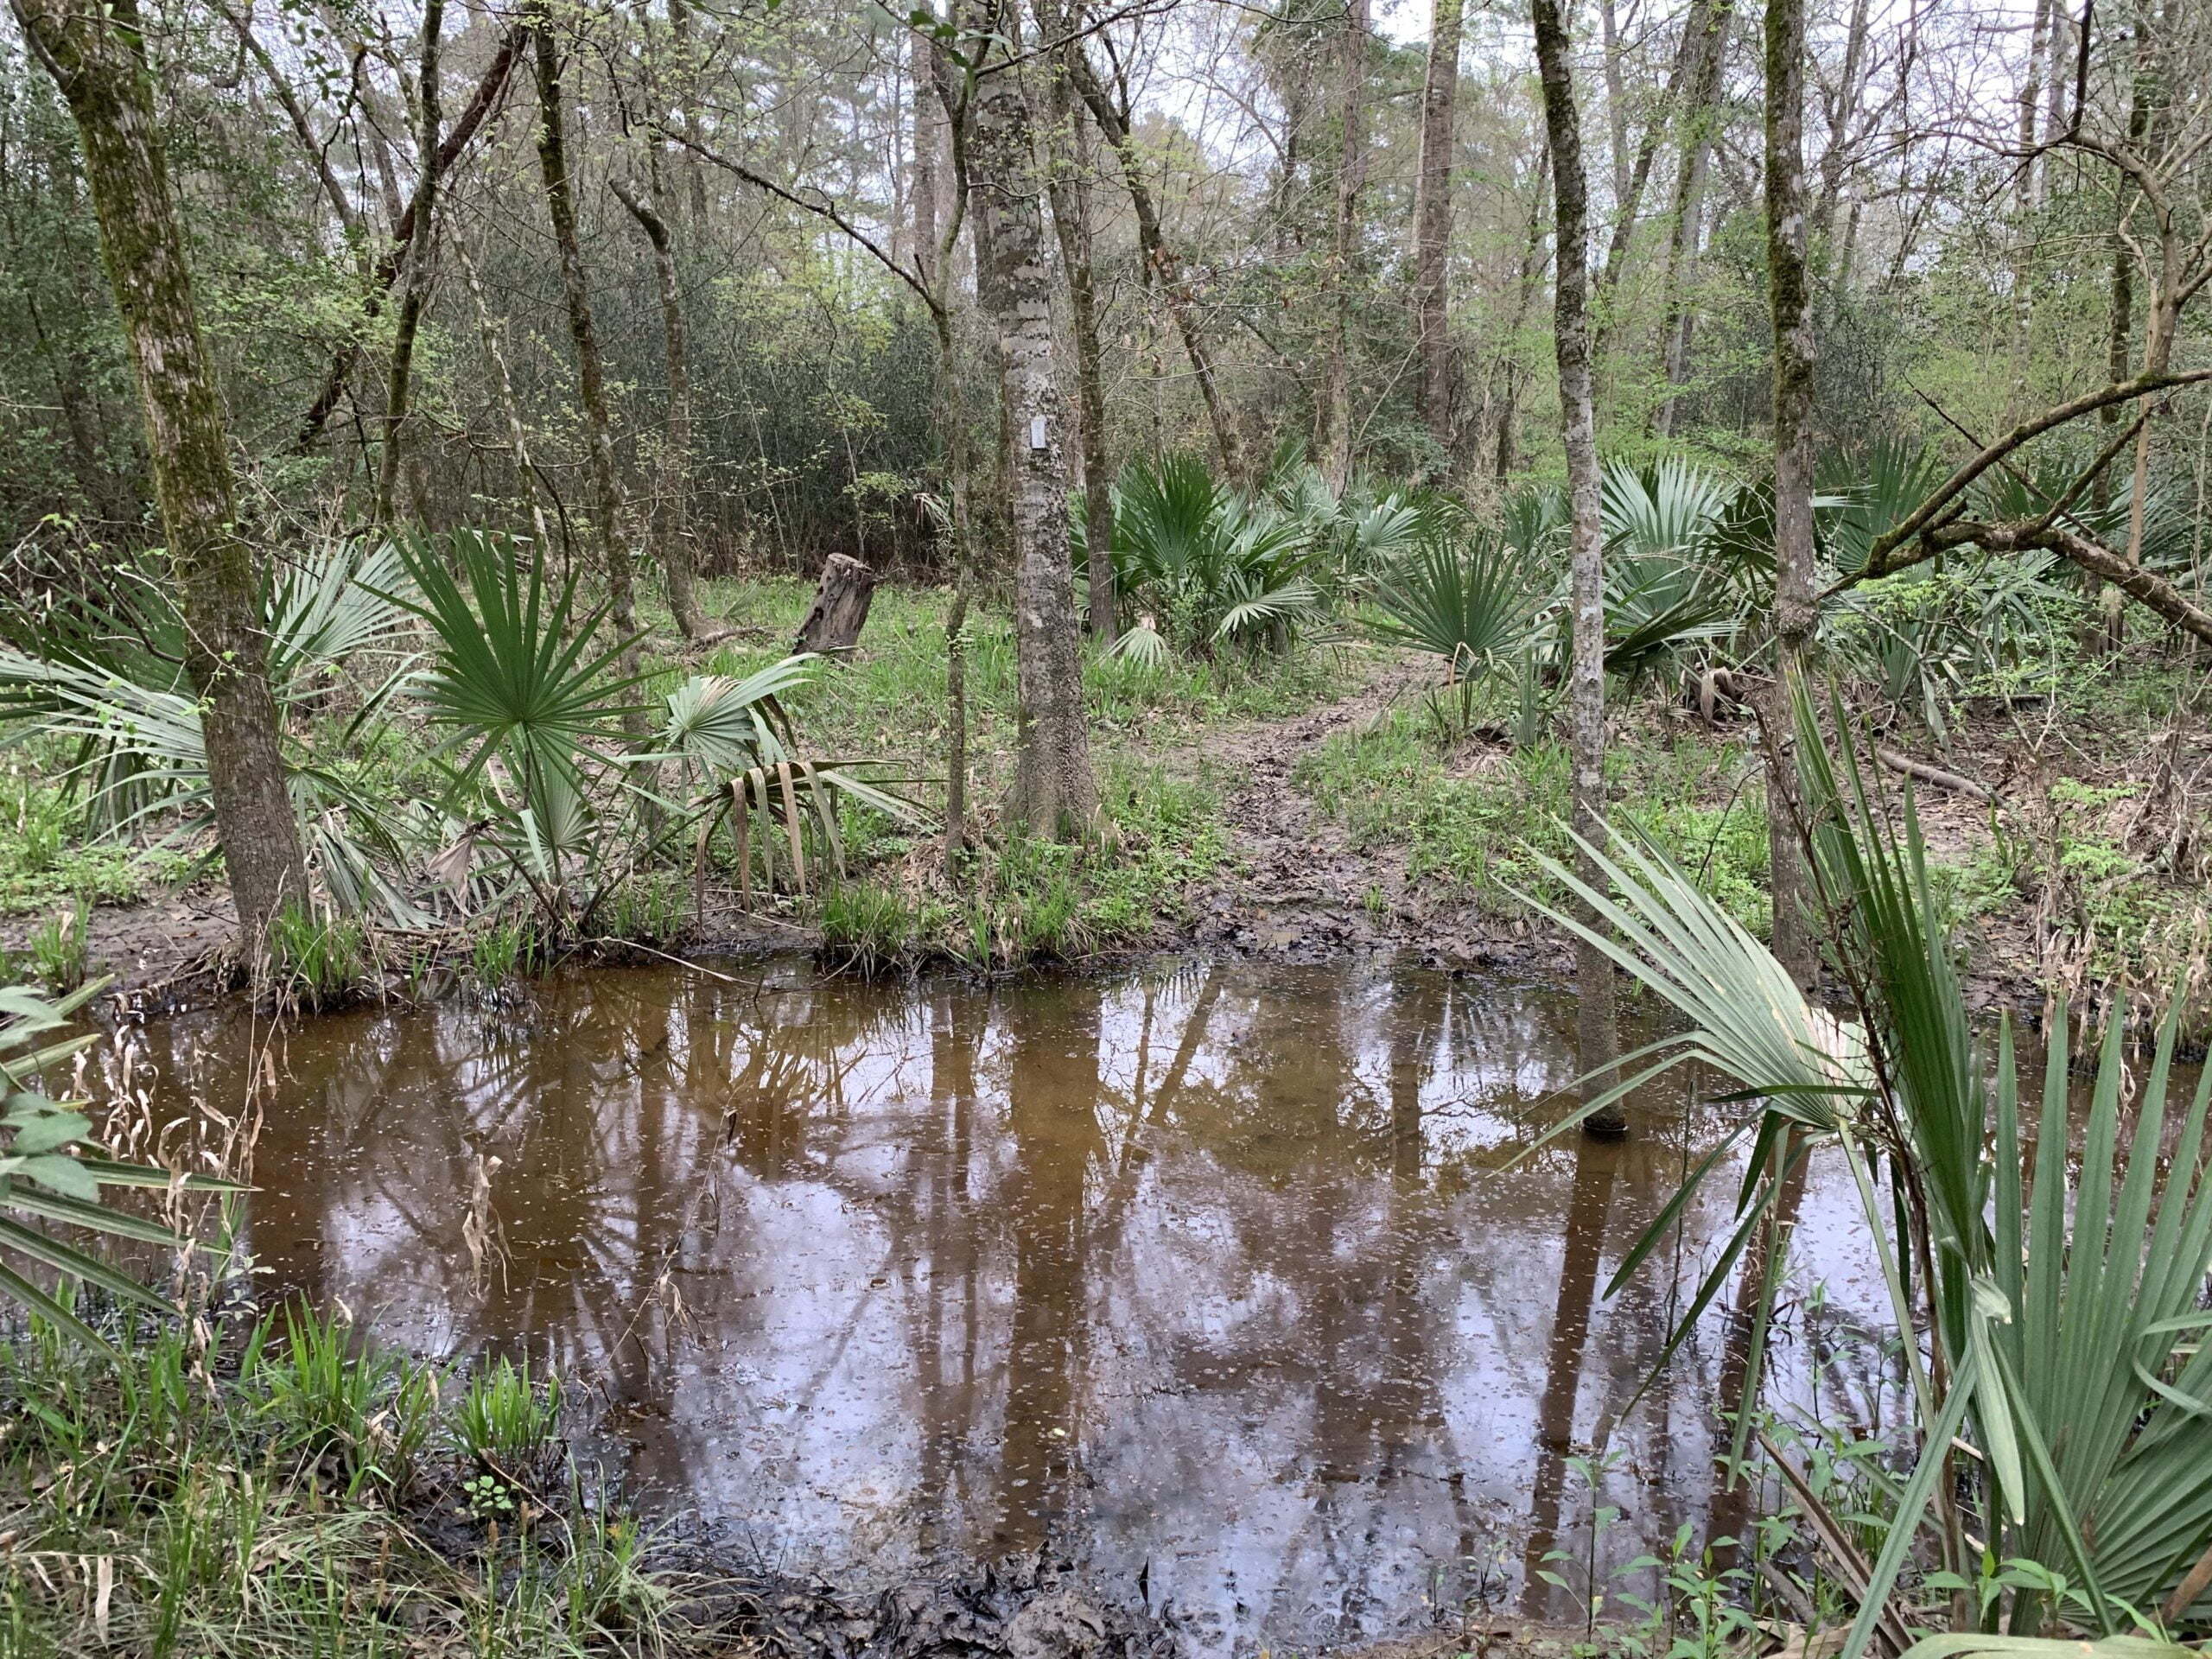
[791, 553, 877, 658]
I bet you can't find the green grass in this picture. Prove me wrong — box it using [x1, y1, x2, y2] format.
[1295, 709, 1777, 934]
[0, 775, 194, 915]
[0, 1299, 709, 1658]
[818, 760, 1230, 971]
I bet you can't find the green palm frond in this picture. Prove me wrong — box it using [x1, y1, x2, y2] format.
[658, 661, 813, 775]
[0, 979, 230, 1350]
[1366, 529, 1541, 677]
[394, 529, 642, 791]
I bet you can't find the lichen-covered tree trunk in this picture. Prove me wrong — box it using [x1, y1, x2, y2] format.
[1411, 0, 1463, 453]
[1531, 0, 1620, 1135]
[1764, 0, 1816, 988]
[531, 12, 645, 728]
[12, 0, 308, 935]
[1319, 0, 1370, 492]
[612, 176, 718, 644]
[1653, 0, 1730, 438]
[1036, 0, 1116, 643]
[966, 10, 1096, 839]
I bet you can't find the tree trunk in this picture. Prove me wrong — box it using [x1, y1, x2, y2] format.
[1487, 137, 1551, 480]
[2007, 0, 2054, 413]
[1319, 0, 1370, 492]
[1530, 0, 1620, 1135]
[373, 0, 444, 527]
[968, 8, 1096, 838]
[1411, 0, 1464, 454]
[792, 554, 878, 656]
[2093, 20, 2151, 656]
[1764, 0, 1816, 989]
[1036, 0, 1116, 643]
[531, 12, 646, 728]
[12, 0, 308, 935]
[612, 176, 720, 644]
[1653, 0, 1731, 437]
[1065, 41, 1246, 483]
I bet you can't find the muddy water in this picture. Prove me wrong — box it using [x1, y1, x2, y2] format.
[114, 958, 1889, 1654]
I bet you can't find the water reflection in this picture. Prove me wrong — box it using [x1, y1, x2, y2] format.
[111, 957, 1886, 1655]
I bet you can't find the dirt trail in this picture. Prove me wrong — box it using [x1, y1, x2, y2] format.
[1180, 655, 1570, 976]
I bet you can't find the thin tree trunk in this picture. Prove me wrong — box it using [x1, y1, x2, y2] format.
[1320, 0, 1370, 491]
[1764, 0, 1816, 988]
[968, 5, 1096, 838]
[2094, 19, 2150, 655]
[1530, 0, 1620, 1135]
[453, 227, 550, 550]
[531, 11, 646, 726]
[2007, 0, 2053, 414]
[1653, 0, 1730, 437]
[13, 0, 308, 934]
[1412, 0, 1464, 453]
[612, 176, 720, 644]
[373, 0, 444, 527]
[289, 27, 526, 454]
[912, 25, 943, 290]
[1037, 0, 1116, 642]
[1598, 0, 1630, 204]
[1489, 137, 1551, 480]
[1065, 41, 1246, 482]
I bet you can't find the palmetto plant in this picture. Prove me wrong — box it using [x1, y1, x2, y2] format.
[1523, 690, 2212, 1653]
[0, 537, 423, 918]
[1366, 525, 1543, 730]
[399, 531, 922, 918]
[0, 979, 213, 1349]
[1084, 454, 1332, 662]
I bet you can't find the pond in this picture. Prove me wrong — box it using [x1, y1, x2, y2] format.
[103, 957, 1890, 1655]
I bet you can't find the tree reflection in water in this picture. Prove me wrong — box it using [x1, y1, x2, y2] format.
[111, 957, 1884, 1656]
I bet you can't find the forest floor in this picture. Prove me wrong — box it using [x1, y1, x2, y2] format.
[3, 575, 2209, 1035]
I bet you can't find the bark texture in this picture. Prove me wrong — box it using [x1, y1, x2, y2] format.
[1036, 0, 1116, 642]
[1319, 0, 1371, 491]
[1764, 0, 1816, 988]
[12, 0, 308, 934]
[967, 14, 1096, 837]
[1530, 0, 1620, 1133]
[792, 553, 878, 657]
[1654, 0, 1731, 436]
[1411, 0, 1464, 452]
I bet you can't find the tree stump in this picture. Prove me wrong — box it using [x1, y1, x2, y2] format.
[791, 554, 877, 658]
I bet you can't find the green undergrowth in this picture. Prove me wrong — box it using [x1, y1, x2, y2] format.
[0, 775, 194, 917]
[649, 574, 1347, 782]
[0, 1299, 726, 1658]
[817, 761, 1230, 971]
[1297, 708, 1777, 935]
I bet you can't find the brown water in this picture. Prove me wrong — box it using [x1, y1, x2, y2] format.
[105, 957, 1891, 1654]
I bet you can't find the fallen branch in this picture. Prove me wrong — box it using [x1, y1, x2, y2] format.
[1875, 747, 1997, 802]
